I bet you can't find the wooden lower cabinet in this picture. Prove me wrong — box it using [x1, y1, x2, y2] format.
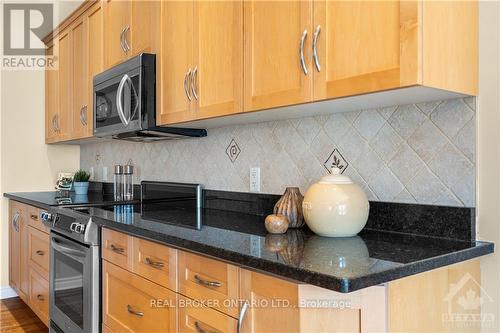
[28, 268, 49, 326]
[178, 296, 237, 333]
[102, 260, 177, 333]
[8, 200, 50, 327]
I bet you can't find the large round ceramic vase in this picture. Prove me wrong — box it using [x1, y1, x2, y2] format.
[302, 167, 369, 237]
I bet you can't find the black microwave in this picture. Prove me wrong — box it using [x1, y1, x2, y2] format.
[93, 53, 206, 141]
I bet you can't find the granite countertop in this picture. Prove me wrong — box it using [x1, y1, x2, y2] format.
[3, 191, 119, 209]
[5, 191, 495, 293]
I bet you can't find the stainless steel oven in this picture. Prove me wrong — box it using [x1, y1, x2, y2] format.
[41, 209, 100, 333]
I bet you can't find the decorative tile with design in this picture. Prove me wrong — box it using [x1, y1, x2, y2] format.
[323, 149, 348, 174]
[225, 139, 241, 163]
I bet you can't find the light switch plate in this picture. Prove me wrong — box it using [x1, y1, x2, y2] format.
[250, 235, 261, 257]
[102, 166, 108, 181]
[250, 167, 261, 192]
[89, 167, 94, 180]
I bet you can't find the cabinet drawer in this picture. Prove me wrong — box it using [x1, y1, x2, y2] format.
[26, 206, 49, 234]
[178, 252, 239, 318]
[178, 296, 237, 333]
[103, 261, 177, 333]
[102, 228, 133, 269]
[132, 237, 177, 291]
[29, 268, 49, 326]
[28, 226, 49, 277]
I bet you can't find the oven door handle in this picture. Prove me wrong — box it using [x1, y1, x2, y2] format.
[52, 237, 87, 263]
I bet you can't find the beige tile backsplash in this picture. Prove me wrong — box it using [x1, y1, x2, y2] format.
[80, 97, 476, 207]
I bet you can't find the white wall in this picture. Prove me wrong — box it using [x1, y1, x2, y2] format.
[0, 0, 82, 290]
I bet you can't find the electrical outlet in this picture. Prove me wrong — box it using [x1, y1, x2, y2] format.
[250, 235, 261, 257]
[250, 167, 261, 192]
[102, 166, 108, 181]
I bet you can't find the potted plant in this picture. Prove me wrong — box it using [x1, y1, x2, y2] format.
[73, 170, 91, 195]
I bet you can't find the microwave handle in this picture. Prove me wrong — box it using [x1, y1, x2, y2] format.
[116, 74, 130, 126]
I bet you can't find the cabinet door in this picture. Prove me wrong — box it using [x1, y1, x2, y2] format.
[86, 2, 103, 138]
[28, 268, 49, 326]
[9, 202, 21, 293]
[192, 0, 243, 120]
[102, 261, 177, 333]
[158, 1, 194, 125]
[130, 1, 160, 57]
[57, 29, 72, 142]
[243, 0, 312, 112]
[70, 17, 88, 140]
[28, 226, 50, 278]
[45, 42, 58, 143]
[239, 269, 300, 333]
[19, 214, 29, 301]
[313, 0, 418, 100]
[103, 0, 130, 69]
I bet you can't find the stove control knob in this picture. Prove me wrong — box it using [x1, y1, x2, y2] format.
[40, 212, 57, 227]
[70, 222, 86, 234]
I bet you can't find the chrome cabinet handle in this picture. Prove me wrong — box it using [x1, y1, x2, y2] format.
[299, 29, 308, 75]
[144, 257, 164, 269]
[120, 27, 126, 53]
[190, 66, 198, 100]
[55, 114, 60, 132]
[312, 25, 321, 72]
[194, 322, 216, 333]
[51, 115, 57, 132]
[194, 274, 222, 288]
[80, 106, 87, 126]
[123, 26, 130, 52]
[237, 301, 249, 333]
[127, 305, 144, 317]
[36, 250, 44, 256]
[110, 244, 125, 254]
[37, 294, 44, 301]
[184, 68, 192, 101]
[12, 212, 20, 232]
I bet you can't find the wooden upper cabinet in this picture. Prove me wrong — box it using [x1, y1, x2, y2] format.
[158, 1, 194, 125]
[243, 0, 313, 112]
[45, 42, 58, 143]
[191, 0, 243, 120]
[313, 0, 412, 100]
[57, 29, 72, 141]
[86, 2, 103, 138]
[70, 17, 88, 139]
[103, 0, 158, 70]
[103, 0, 130, 69]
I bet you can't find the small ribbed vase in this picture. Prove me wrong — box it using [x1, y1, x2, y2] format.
[273, 187, 305, 228]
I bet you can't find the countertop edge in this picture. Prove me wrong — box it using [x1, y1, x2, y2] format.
[4, 193, 51, 209]
[95, 217, 494, 294]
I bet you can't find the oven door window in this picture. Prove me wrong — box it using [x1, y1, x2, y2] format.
[53, 238, 86, 330]
[94, 68, 142, 132]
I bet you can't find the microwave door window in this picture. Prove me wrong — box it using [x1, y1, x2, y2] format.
[94, 83, 121, 129]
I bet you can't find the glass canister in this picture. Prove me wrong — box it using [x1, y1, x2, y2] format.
[123, 164, 134, 200]
[113, 165, 123, 201]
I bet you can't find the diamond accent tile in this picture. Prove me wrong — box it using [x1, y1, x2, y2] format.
[225, 139, 241, 163]
[80, 97, 475, 207]
[324, 149, 349, 174]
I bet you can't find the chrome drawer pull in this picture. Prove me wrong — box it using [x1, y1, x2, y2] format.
[299, 29, 308, 75]
[110, 244, 125, 254]
[237, 301, 249, 333]
[36, 250, 44, 256]
[195, 321, 216, 333]
[194, 275, 222, 288]
[144, 257, 164, 269]
[37, 294, 44, 301]
[127, 305, 144, 317]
